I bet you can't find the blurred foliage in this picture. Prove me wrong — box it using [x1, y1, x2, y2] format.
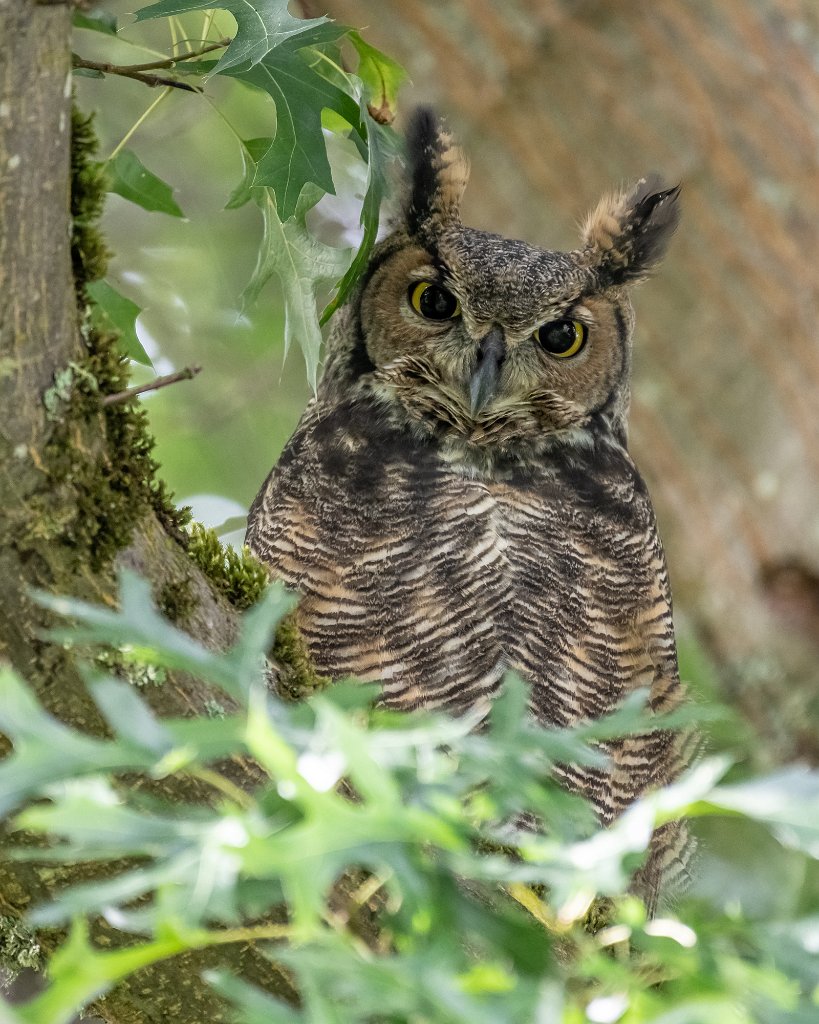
[0, 574, 818, 1022]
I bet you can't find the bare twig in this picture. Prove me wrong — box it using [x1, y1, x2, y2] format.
[72, 40, 230, 93]
[73, 56, 201, 92]
[97, 39, 232, 73]
[102, 366, 202, 407]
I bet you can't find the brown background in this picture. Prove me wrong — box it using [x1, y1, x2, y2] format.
[323, 0, 819, 762]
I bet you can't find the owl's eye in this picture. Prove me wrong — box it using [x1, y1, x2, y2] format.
[533, 319, 587, 358]
[408, 281, 461, 321]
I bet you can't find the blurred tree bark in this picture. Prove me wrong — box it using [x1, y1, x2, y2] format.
[326, 0, 819, 764]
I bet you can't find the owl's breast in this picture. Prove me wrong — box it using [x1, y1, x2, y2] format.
[247, 398, 514, 714]
[491, 468, 662, 727]
[247, 397, 667, 722]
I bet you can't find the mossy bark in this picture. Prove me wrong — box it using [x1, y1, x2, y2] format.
[0, 4, 300, 1019]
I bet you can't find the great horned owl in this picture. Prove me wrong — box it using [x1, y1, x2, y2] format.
[246, 108, 690, 912]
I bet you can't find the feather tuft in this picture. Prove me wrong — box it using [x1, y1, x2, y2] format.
[403, 106, 470, 239]
[582, 176, 681, 284]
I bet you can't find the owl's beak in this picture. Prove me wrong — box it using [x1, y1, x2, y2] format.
[469, 326, 506, 415]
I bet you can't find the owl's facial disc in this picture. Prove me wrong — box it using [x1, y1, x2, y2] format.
[469, 326, 506, 414]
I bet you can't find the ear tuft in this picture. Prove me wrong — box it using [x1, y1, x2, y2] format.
[403, 107, 470, 239]
[581, 176, 680, 284]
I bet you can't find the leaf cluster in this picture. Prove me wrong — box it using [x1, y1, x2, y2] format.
[73, 1, 408, 386]
[0, 574, 818, 1022]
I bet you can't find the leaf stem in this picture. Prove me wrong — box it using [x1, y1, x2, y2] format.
[202, 9, 216, 42]
[168, 13, 181, 55]
[309, 47, 350, 82]
[75, 39, 230, 74]
[186, 766, 256, 810]
[194, 923, 293, 946]
[106, 88, 173, 161]
[170, 15, 193, 54]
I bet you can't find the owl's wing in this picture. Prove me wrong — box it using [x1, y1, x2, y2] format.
[497, 448, 694, 912]
[608, 517, 696, 911]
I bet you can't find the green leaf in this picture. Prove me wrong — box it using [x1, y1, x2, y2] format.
[34, 568, 294, 703]
[133, 0, 331, 75]
[73, 9, 118, 35]
[85, 279, 151, 366]
[224, 35, 359, 220]
[243, 186, 351, 387]
[320, 112, 399, 324]
[15, 920, 183, 1024]
[0, 667, 153, 818]
[34, 569, 245, 698]
[349, 32, 407, 123]
[27, 860, 184, 929]
[706, 767, 819, 858]
[88, 676, 174, 755]
[104, 148, 184, 218]
[266, 936, 550, 1024]
[226, 137, 274, 210]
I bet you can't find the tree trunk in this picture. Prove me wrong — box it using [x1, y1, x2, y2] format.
[0, 3, 296, 1019]
[326, 0, 819, 764]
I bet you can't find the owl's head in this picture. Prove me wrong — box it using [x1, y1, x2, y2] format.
[333, 108, 679, 460]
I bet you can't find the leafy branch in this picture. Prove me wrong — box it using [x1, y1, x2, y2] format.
[74, 0, 407, 383]
[1, 571, 818, 1022]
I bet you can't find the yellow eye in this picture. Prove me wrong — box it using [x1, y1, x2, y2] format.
[408, 281, 461, 321]
[533, 319, 587, 358]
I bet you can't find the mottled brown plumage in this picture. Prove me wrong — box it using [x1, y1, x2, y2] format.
[246, 108, 691, 912]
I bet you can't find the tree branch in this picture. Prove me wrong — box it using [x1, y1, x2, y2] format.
[97, 39, 232, 73]
[101, 365, 202, 406]
[73, 55, 203, 92]
[72, 37, 233, 93]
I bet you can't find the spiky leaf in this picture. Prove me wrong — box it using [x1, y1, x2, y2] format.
[133, 0, 331, 75]
[223, 33, 359, 220]
[243, 186, 351, 386]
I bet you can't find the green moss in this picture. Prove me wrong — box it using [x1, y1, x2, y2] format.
[28, 324, 188, 570]
[94, 649, 167, 689]
[204, 698, 227, 719]
[582, 896, 615, 935]
[185, 523, 269, 611]
[20, 107, 192, 575]
[271, 612, 330, 701]
[158, 575, 197, 625]
[71, 108, 110, 295]
[72, 105, 188, 544]
[43, 361, 99, 422]
[0, 915, 45, 980]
